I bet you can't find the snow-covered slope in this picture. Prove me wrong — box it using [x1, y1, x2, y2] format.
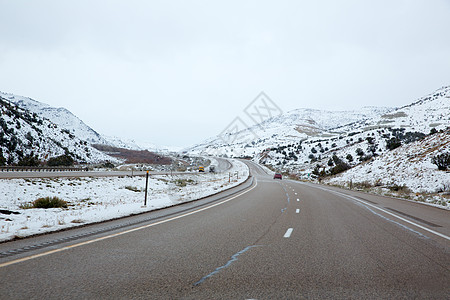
[326, 129, 450, 195]
[272, 106, 393, 132]
[0, 95, 118, 164]
[336, 86, 450, 133]
[0, 91, 143, 150]
[185, 106, 392, 158]
[0, 91, 108, 145]
[258, 85, 450, 175]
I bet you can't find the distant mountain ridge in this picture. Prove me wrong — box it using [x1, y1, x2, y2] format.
[0, 91, 141, 150]
[184, 106, 393, 157]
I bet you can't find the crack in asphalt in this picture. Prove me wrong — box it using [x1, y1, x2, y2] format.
[193, 245, 262, 286]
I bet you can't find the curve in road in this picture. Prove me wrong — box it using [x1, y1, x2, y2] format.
[0, 161, 449, 299]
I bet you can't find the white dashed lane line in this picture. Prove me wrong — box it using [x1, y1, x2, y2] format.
[284, 228, 293, 238]
[296, 209, 300, 214]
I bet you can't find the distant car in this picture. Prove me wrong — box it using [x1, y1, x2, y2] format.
[274, 173, 282, 180]
[198, 166, 205, 172]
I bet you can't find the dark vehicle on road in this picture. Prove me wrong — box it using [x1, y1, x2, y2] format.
[274, 173, 282, 180]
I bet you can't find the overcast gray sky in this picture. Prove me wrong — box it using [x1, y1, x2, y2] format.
[1, 0, 449, 148]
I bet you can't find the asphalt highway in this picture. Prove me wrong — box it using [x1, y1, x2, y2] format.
[0, 161, 449, 299]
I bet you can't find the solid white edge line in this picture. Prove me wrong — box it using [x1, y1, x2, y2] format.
[0, 179, 259, 268]
[300, 182, 450, 241]
[336, 191, 450, 241]
[284, 228, 293, 238]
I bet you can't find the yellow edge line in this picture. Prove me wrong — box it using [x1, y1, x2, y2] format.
[0, 179, 258, 268]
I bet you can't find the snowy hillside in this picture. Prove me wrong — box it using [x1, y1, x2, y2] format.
[325, 129, 450, 194]
[252, 85, 450, 208]
[258, 86, 449, 175]
[0, 91, 107, 145]
[185, 106, 392, 158]
[0, 91, 143, 150]
[336, 86, 450, 133]
[0, 95, 118, 165]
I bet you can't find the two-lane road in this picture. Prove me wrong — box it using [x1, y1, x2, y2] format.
[0, 161, 449, 299]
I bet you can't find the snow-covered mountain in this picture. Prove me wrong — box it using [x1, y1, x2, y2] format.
[0, 91, 142, 150]
[258, 86, 449, 171]
[0, 92, 107, 145]
[0, 95, 118, 165]
[334, 86, 450, 133]
[184, 106, 392, 158]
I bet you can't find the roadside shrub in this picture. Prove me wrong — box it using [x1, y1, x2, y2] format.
[374, 178, 383, 187]
[0, 152, 6, 166]
[31, 196, 67, 208]
[47, 154, 74, 166]
[174, 179, 194, 187]
[366, 137, 375, 144]
[125, 186, 141, 192]
[353, 181, 373, 190]
[102, 161, 115, 168]
[329, 155, 350, 175]
[356, 148, 364, 156]
[346, 154, 353, 162]
[386, 138, 401, 150]
[359, 154, 373, 162]
[312, 164, 325, 178]
[436, 182, 450, 193]
[17, 154, 40, 166]
[431, 152, 450, 171]
[387, 184, 410, 194]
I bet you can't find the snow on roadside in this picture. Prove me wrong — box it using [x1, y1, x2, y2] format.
[0, 159, 249, 242]
[324, 131, 450, 209]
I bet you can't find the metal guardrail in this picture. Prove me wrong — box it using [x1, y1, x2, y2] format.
[0, 166, 88, 172]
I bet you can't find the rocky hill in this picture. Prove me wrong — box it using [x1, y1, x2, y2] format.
[0, 91, 141, 150]
[0, 95, 117, 165]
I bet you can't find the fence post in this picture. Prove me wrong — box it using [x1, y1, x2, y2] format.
[144, 170, 149, 206]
